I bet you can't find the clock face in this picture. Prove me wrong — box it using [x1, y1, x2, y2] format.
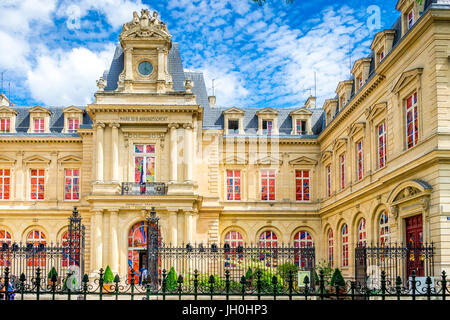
[138, 61, 153, 76]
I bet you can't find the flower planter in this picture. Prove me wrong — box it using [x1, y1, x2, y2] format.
[102, 283, 114, 293]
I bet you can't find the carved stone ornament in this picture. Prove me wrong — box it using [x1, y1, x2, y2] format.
[96, 77, 107, 91]
[390, 205, 399, 221]
[120, 9, 171, 40]
[184, 79, 194, 92]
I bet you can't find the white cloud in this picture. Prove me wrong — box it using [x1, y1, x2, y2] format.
[26, 44, 115, 105]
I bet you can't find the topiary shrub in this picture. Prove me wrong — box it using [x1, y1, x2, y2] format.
[330, 268, 345, 287]
[48, 267, 58, 279]
[277, 262, 298, 282]
[103, 265, 115, 284]
[166, 267, 178, 291]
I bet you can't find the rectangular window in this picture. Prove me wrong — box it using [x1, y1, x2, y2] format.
[68, 118, 79, 133]
[34, 118, 45, 133]
[30, 169, 45, 200]
[377, 122, 387, 169]
[406, 92, 419, 149]
[326, 165, 331, 197]
[378, 50, 384, 63]
[295, 170, 310, 201]
[358, 77, 363, 90]
[339, 153, 346, 190]
[226, 170, 241, 201]
[296, 120, 307, 135]
[261, 170, 275, 201]
[356, 141, 364, 181]
[0, 169, 10, 200]
[0, 118, 10, 133]
[134, 144, 156, 183]
[64, 169, 80, 200]
[262, 120, 273, 135]
[408, 9, 415, 30]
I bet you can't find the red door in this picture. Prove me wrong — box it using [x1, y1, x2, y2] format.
[405, 214, 424, 277]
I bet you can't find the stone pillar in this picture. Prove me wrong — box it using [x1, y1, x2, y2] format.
[192, 212, 199, 243]
[49, 151, 58, 201]
[157, 48, 165, 81]
[95, 122, 105, 182]
[183, 123, 193, 183]
[93, 210, 103, 272]
[184, 211, 193, 244]
[169, 210, 178, 246]
[169, 123, 179, 182]
[124, 47, 133, 80]
[110, 123, 120, 183]
[109, 209, 119, 273]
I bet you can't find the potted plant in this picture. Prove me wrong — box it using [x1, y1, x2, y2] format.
[47, 267, 59, 287]
[102, 265, 115, 293]
[330, 268, 347, 296]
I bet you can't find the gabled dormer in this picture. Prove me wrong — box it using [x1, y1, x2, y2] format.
[0, 93, 10, 107]
[256, 108, 279, 135]
[290, 108, 313, 135]
[223, 107, 245, 135]
[396, 0, 424, 36]
[351, 58, 372, 91]
[323, 99, 338, 126]
[336, 80, 353, 110]
[62, 106, 84, 133]
[371, 30, 396, 66]
[0, 104, 17, 133]
[27, 106, 51, 133]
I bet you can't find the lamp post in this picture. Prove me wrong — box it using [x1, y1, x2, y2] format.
[146, 207, 160, 290]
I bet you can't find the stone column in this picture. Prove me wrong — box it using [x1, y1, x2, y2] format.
[183, 123, 193, 183]
[168, 123, 179, 182]
[49, 151, 58, 201]
[110, 123, 120, 183]
[15, 151, 24, 201]
[124, 47, 133, 80]
[95, 122, 105, 182]
[192, 212, 199, 243]
[169, 210, 178, 246]
[157, 48, 165, 81]
[93, 210, 103, 271]
[109, 209, 119, 273]
[184, 210, 193, 244]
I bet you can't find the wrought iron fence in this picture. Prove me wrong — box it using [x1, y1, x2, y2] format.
[355, 243, 434, 288]
[1, 266, 448, 301]
[121, 182, 167, 195]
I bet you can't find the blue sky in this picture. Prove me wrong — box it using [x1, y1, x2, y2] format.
[0, 0, 399, 109]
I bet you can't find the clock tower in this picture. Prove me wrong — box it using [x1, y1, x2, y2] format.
[117, 9, 173, 93]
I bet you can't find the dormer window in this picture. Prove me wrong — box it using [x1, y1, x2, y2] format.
[0, 118, 10, 133]
[408, 8, 415, 30]
[379, 50, 385, 63]
[262, 120, 273, 135]
[340, 96, 345, 109]
[34, 118, 45, 133]
[68, 118, 79, 133]
[228, 119, 239, 134]
[358, 77, 363, 90]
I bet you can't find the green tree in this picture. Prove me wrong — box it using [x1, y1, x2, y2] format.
[330, 268, 345, 287]
[103, 265, 115, 284]
[166, 267, 178, 291]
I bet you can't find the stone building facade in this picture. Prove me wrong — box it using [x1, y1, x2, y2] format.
[0, 0, 450, 278]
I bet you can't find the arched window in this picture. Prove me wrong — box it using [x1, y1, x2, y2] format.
[379, 210, 390, 247]
[294, 231, 314, 269]
[224, 231, 244, 268]
[358, 218, 367, 247]
[259, 231, 278, 267]
[0, 229, 12, 267]
[328, 229, 334, 266]
[342, 224, 349, 267]
[26, 230, 46, 267]
[294, 231, 313, 248]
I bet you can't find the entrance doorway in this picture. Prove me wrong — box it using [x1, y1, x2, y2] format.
[405, 214, 424, 277]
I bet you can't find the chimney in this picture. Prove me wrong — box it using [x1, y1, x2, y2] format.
[305, 95, 316, 109]
[208, 96, 216, 108]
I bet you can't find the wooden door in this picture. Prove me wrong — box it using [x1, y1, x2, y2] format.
[405, 214, 424, 277]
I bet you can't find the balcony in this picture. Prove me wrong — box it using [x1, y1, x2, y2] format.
[121, 182, 167, 196]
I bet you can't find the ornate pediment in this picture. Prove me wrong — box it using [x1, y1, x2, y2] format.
[289, 108, 312, 116]
[223, 107, 245, 115]
[0, 155, 16, 164]
[119, 10, 171, 41]
[393, 187, 421, 202]
[392, 68, 423, 94]
[288, 156, 317, 166]
[58, 155, 82, 164]
[23, 155, 51, 164]
[348, 122, 366, 137]
[366, 102, 387, 121]
[0, 106, 17, 115]
[222, 154, 248, 165]
[321, 150, 333, 162]
[28, 106, 51, 115]
[63, 106, 84, 114]
[256, 155, 282, 165]
[256, 108, 278, 116]
[333, 138, 347, 151]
